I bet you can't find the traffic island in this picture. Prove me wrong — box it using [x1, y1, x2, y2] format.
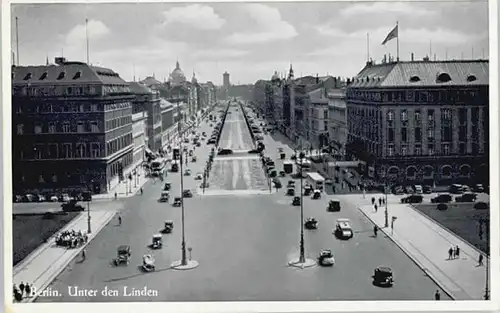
[171, 260, 199, 270]
[288, 258, 316, 269]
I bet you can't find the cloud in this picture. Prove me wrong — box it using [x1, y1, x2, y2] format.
[192, 49, 249, 59]
[161, 4, 225, 30]
[65, 19, 110, 46]
[226, 4, 297, 44]
[339, 2, 435, 17]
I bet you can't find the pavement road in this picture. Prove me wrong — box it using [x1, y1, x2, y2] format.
[37, 101, 450, 301]
[218, 104, 254, 151]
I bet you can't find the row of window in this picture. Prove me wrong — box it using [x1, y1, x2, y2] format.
[109, 153, 133, 178]
[15, 101, 131, 114]
[385, 124, 480, 143]
[20, 142, 103, 159]
[13, 85, 101, 97]
[105, 116, 132, 131]
[17, 121, 101, 135]
[106, 134, 133, 156]
[347, 89, 486, 104]
[386, 142, 480, 157]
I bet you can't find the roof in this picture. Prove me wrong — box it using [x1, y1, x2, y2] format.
[350, 60, 488, 88]
[140, 76, 162, 86]
[308, 88, 328, 104]
[129, 82, 152, 95]
[159, 98, 174, 110]
[12, 62, 127, 85]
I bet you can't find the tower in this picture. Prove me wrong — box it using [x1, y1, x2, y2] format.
[223, 72, 230, 88]
[288, 64, 296, 140]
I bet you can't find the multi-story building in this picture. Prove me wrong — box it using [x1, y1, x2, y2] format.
[160, 99, 176, 146]
[129, 82, 149, 170]
[12, 57, 134, 194]
[131, 84, 163, 154]
[140, 75, 162, 90]
[223, 71, 230, 89]
[200, 82, 217, 111]
[346, 58, 489, 185]
[328, 88, 347, 157]
[306, 88, 330, 148]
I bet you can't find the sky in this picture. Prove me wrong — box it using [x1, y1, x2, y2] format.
[11, 1, 489, 85]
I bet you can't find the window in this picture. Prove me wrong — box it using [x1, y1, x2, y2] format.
[57, 72, 66, 80]
[48, 122, 56, 133]
[91, 143, 100, 158]
[459, 126, 467, 141]
[459, 143, 466, 155]
[34, 123, 42, 134]
[63, 121, 71, 133]
[401, 145, 408, 156]
[387, 144, 395, 157]
[415, 127, 422, 142]
[442, 109, 452, 120]
[459, 108, 467, 124]
[38, 175, 45, 184]
[52, 174, 58, 183]
[401, 128, 407, 142]
[76, 143, 86, 158]
[91, 103, 98, 111]
[442, 143, 450, 155]
[323, 110, 328, 119]
[324, 123, 328, 132]
[62, 143, 72, 158]
[427, 109, 434, 121]
[414, 110, 421, 121]
[48, 144, 58, 158]
[90, 121, 99, 132]
[17, 124, 24, 135]
[427, 128, 434, 141]
[34, 146, 43, 159]
[415, 145, 422, 156]
[442, 127, 452, 142]
[428, 144, 435, 156]
[400, 110, 408, 121]
[387, 110, 395, 121]
[77, 121, 85, 133]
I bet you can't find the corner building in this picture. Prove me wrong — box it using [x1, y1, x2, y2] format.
[346, 60, 489, 185]
[12, 58, 135, 194]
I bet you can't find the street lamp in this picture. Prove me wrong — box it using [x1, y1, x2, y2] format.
[171, 102, 198, 270]
[87, 180, 93, 234]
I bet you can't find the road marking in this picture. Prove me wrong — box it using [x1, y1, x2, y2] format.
[197, 189, 271, 196]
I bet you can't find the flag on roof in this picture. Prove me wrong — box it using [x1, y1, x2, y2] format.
[382, 24, 398, 45]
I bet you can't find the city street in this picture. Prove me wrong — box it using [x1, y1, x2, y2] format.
[36, 100, 449, 301]
[218, 105, 254, 151]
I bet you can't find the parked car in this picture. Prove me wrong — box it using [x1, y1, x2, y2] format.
[423, 185, 433, 194]
[431, 194, 452, 203]
[437, 203, 448, 211]
[473, 184, 485, 192]
[61, 200, 85, 212]
[474, 202, 488, 210]
[401, 194, 423, 204]
[455, 193, 477, 202]
[413, 185, 423, 194]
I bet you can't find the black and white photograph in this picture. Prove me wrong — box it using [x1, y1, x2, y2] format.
[4, 0, 498, 310]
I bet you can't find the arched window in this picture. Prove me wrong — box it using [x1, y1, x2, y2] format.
[441, 165, 452, 177]
[406, 166, 417, 177]
[459, 164, 471, 177]
[437, 72, 452, 83]
[409, 75, 421, 82]
[423, 165, 434, 177]
[467, 75, 477, 82]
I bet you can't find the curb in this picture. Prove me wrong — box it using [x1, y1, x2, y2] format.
[25, 211, 116, 303]
[13, 212, 85, 276]
[357, 206, 457, 300]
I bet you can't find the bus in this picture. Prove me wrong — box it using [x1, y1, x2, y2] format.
[151, 158, 167, 176]
[306, 172, 325, 190]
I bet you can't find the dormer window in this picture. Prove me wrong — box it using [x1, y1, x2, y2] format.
[467, 75, 477, 82]
[73, 71, 82, 79]
[366, 77, 370, 82]
[57, 71, 66, 80]
[23, 73, 32, 80]
[39, 72, 48, 80]
[409, 75, 421, 82]
[436, 72, 452, 83]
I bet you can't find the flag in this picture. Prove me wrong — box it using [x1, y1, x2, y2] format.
[382, 24, 398, 45]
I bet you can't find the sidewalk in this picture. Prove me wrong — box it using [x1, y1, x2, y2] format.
[93, 166, 149, 200]
[13, 209, 116, 302]
[345, 193, 490, 300]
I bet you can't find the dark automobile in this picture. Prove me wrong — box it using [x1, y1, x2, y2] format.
[286, 188, 295, 196]
[61, 200, 85, 212]
[292, 196, 300, 206]
[392, 185, 405, 195]
[437, 203, 448, 211]
[423, 185, 433, 194]
[473, 184, 485, 192]
[372, 266, 394, 287]
[81, 191, 92, 202]
[173, 197, 182, 207]
[401, 195, 423, 204]
[171, 163, 179, 172]
[114, 245, 131, 266]
[218, 149, 233, 155]
[163, 182, 172, 191]
[431, 194, 452, 203]
[474, 202, 488, 210]
[304, 217, 318, 229]
[207, 138, 216, 144]
[327, 200, 341, 212]
[183, 189, 193, 198]
[272, 178, 282, 189]
[455, 193, 477, 202]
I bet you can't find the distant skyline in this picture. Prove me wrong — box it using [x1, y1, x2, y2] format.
[11, 1, 489, 85]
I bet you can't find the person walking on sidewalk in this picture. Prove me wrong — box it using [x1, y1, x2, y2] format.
[81, 249, 86, 261]
[373, 225, 378, 237]
[374, 204, 378, 213]
[434, 290, 441, 300]
[451, 245, 456, 259]
[478, 253, 484, 266]
[118, 215, 122, 226]
[19, 282, 25, 296]
[114, 192, 117, 200]
[448, 246, 453, 260]
[378, 197, 382, 206]
[455, 245, 460, 259]
[140, 187, 143, 195]
[25, 283, 31, 298]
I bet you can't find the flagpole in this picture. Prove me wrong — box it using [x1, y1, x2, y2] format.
[367, 32, 370, 62]
[15, 17, 19, 66]
[85, 18, 90, 64]
[396, 21, 399, 61]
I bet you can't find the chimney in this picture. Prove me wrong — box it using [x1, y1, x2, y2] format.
[54, 57, 66, 65]
[411, 53, 414, 61]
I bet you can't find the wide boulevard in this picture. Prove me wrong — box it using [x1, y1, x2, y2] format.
[37, 101, 449, 301]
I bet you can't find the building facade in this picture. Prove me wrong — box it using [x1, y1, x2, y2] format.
[160, 99, 175, 147]
[346, 59, 489, 185]
[328, 88, 347, 156]
[306, 88, 330, 148]
[129, 82, 149, 170]
[12, 58, 135, 194]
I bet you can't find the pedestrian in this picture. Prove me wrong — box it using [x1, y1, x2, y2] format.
[434, 290, 441, 300]
[371, 197, 375, 205]
[13, 284, 18, 296]
[25, 283, 31, 297]
[19, 282, 25, 295]
[374, 204, 378, 212]
[140, 187, 143, 195]
[114, 192, 117, 200]
[378, 198, 382, 206]
[455, 245, 460, 259]
[451, 245, 456, 259]
[82, 248, 86, 261]
[373, 225, 378, 237]
[478, 254, 484, 266]
[118, 215, 122, 225]
[448, 246, 453, 259]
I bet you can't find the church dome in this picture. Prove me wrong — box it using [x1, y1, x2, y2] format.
[169, 60, 186, 85]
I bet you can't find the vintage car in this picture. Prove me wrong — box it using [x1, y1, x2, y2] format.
[183, 189, 193, 198]
[159, 191, 170, 202]
[195, 173, 203, 180]
[189, 150, 194, 157]
[142, 254, 155, 272]
[171, 163, 179, 172]
[173, 197, 182, 207]
[162, 220, 174, 233]
[334, 218, 354, 239]
[312, 190, 321, 199]
[151, 234, 163, 249]
[292, 196, 301, 206]
[192, 156, 197, 162]
[114, 245, 131, 266]
[305, 217, 318, 229]
[286, 187, 295, 196]
[279, 171, 286, 177]
[401, 194, 423, 204]
[196, 142, 201, 147]
[318, 249, 335, 266]
[372, 266, 394, 287]
[287, 180, 296, 188]
[327, 199, 341, 212]
[184, 169, 192, 176]
[163, 182, 172, 191]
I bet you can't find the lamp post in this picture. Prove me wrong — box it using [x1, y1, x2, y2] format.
[171, 102, 198, 270]
[87, 180, 93, 234]
[384, 179, 389, 228]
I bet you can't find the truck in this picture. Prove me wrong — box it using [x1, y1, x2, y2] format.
[306, 172, 325, 191]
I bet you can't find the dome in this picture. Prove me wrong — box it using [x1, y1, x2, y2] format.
[169, 60, 186, 85]
[271, 71, 280, 81]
